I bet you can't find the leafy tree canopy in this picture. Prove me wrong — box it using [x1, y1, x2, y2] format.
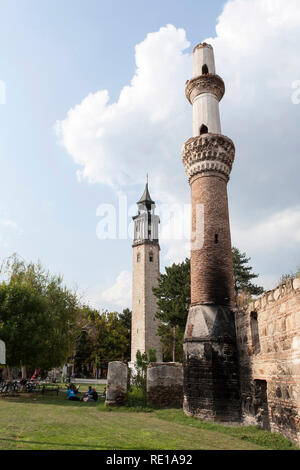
[73, 307, 132, 376]
[0, 254, 79, 370]
[153, 258, 190, 331]
[232, 247, 264, 296]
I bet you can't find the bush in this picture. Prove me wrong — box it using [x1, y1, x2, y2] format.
[128, 349, 157, 405]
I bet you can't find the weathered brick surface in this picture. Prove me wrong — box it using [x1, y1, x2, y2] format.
[182, 42, 239, 425]
[236, 277, 300, 444]
[183, 305, 241, 423]
[147, 362, 183, 407]
[190, 174, 235, 307]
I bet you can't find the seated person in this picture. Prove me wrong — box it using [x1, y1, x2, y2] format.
[91, 388, 98, 402]
[81, 386, 93, 401]
[66, 387, 80, 401]
[82, 387, 98, 402]
[69, 383, 80, 393]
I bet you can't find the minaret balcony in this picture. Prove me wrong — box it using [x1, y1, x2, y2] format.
[182, 133, 235, 183]
[185, 74, 225, 104]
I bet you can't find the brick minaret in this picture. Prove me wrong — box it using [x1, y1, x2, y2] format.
[182, 43, 241, 423]
[130, 182, 162, 364]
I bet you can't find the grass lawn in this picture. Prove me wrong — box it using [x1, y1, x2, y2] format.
[0, 391, 297, 450]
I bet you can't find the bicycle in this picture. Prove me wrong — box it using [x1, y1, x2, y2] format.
[0, 380, 20, 394]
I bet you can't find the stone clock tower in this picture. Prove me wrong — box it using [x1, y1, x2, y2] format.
[182, 43, 241, 423]
[130, 182, 162, 364]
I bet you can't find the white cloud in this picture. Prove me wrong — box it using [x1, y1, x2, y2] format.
[100, 270, 132, 309]
[0, 217, 23, 239]
[56, 24, 191, 204]
[57, 1, 300, 280]
[232, 206, 300, 254]
[2, 219, 20, 231]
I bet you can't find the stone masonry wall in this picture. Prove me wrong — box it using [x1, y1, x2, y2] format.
[235, 276, 300, 444]
[147, 362, 183, 407]
[131, 242, 162, 363]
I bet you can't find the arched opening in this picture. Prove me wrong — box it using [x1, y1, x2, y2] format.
[200, 124, 208, 135]
[202, 64, 209, 74]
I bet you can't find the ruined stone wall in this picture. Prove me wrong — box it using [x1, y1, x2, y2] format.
[235, 276, 300, 444]
[147, 362, 183, 407]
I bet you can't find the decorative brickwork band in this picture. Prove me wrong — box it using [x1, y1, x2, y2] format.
[182, 134, 235, 183]
[185, 74, 225, 104]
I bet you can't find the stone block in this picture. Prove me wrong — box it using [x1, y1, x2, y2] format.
[147, 362, 183, 407]
[105, 361, 128, 406]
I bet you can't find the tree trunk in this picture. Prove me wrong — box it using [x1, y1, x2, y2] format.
[7, 365, 12, 381]
[172, 326, 176, 362]
[21, 365, 27, 379]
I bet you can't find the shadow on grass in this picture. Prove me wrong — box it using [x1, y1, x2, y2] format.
[154, 409, 298, 451]
[0, 393, 105, 408]
[0, 437, 124, 450]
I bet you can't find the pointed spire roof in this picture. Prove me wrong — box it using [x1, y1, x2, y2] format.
[137, 183, 154, 205]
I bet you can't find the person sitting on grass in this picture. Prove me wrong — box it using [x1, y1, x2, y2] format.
[82, 387, 98, 403]
[69, 383, 80, 393]
[81, 386, 93, 402]
[91, 388, 98, 402]
[66, 386, 81, 401]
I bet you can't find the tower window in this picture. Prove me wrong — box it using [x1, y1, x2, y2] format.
[215, 234, 219, 244]
[149, 253, 153, 262]
[202, 64, 209, 74]
[200, 124, 208, 135]
[137, 254, 141, 263]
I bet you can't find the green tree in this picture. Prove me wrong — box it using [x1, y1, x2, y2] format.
[74, 304, 100, 376]
[73, 329, 97, 377]
[232, 247, 264, 296]
[157, 324, 185, 363]
[0, 283, 50, 370]
[72, 307, 132, 377]
[0, 255, 79, 373]
[153, 258, 190, 362]
[95, 311, 129, 364]
[119, 308, 132, 361]
[132, 348, 157, 398]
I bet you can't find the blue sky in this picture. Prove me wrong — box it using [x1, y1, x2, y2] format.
[0, 0, 299, 310]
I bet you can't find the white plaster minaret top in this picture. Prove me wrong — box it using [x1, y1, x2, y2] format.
[186, 43, 224, 137]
